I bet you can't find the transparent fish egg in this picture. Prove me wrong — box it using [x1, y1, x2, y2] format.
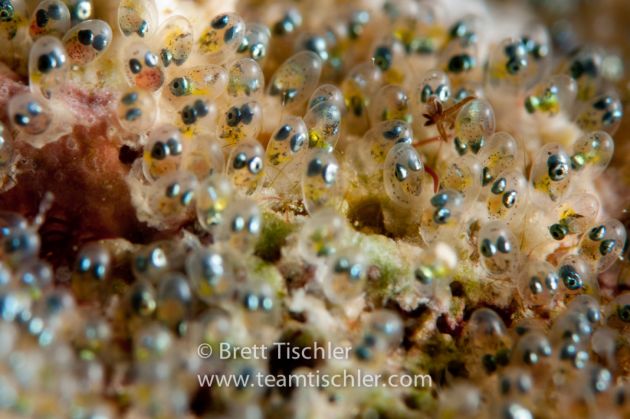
[557, 254, 597, 296]
[453, 98, 495, 155]
[479, 131, 524, 188]
[511, 330, 552, 366]
[185, 135, 224, 180]
[574, 364, 613, 398]
[117, 0, 157, 38]
[570, 131, 614, 176]
[464, 308, 509, 352]
[355, 310, 403, 361]
[0, 289, 32, 323]
[76, 316, 111, 354]
[266, 116, 308, 165]
[517, 259, 558, 309]
[62, 19, 112, 66]
[268, 50, 322, 110]
[163, 65, 228, 107]
[29, 35, 68, 99]
[489, 401, 533, 419]
[547, 193, 600, 241]
[197, 13, 245, 63]
[383, 142, 424, 208]
[322, 246, 367, 304]
[8, 91, 52, 137]
[217, 99, 263, 147]
[575, 93, 623, 135]
[176, 98, 217, 136]
[567, 295, 601, 325]
[195, 174, 234, 234]
[16, 258, 53, 292]
[304, 102, 341, 149]
[74, 242, 111, 282]
[71, 242, 110, 300]
[415, 69, 451, 106]
[607, 293, 630, 325]
[116, 88, 157, 133]
[438, 383, 481, 419]
[29, 0, 71, 40]
[295, 32, 329, 63]
[127, 279, 156, 317]
[156, 273, 192, 330]
[0, 210, 28, 238]
[227, 57, 264, 99]
[296, 208, 347, 263]
[301, 150, 342, 214]
[142, 124, 185, 181]
[226, 139, 265, 195]
[512, 318, 546, 341]
[355, 120, 412, 175]
[448, 14, 482, 43]
[452, 81, 484, 103]
[214, 197, 261, 254]
[156, 15, 193, 68]
[368, 84, 411, 125]
[412, 243, 458, 299]
[132, 243, 169, 281]
[64, 0, 92, 25]
[0, 0, 26, 42]
[1, 230, 41, 270]
[439, 155, 482, 207]
[486, 37, 541, 92]
[340, 8, 370, 42]
[271, 7, 302, 37]
[530, 143, 572, 202]
[197, 307, 242, 350]
[32, 288, 76, 340]
[561, 46, 603, 101]
[440, 37, 479, 82]
[147, 170, 198, 227]
[186, 247, 234, 304]
[239, 23, 270, 61]
[524, 74, 577, 117]
[264, 115, 308, 190]
[308, 84, 346, 114]
[121, 41, 164, 91]
[497, 367, 533, 399]
[485, 170, 528, 223]
[370, 36, 406, 84]
[550, 311, 593, 348]
[420, 189, 465, 244]
[341, 61, 383, 132]
[578, 219, 626, 273]
[236, 280, 279, 326]
[394, 0, 443, 52]
[478, 220, 520, 275]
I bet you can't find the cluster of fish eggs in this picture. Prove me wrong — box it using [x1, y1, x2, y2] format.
[0, 0, 629, 417]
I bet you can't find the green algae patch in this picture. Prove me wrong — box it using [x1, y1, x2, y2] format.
[359, 234, 411, 303]
[248, 256, 286, 297]
[453, 263, 484, 305]
[255, 212, 296, 262]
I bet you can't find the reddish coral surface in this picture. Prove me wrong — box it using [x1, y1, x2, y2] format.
[0, 69, 153, 264]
